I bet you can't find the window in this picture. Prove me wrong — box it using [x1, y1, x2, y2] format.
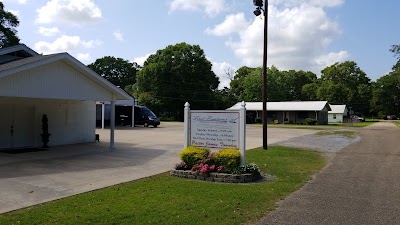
[333, 114, 336, 119]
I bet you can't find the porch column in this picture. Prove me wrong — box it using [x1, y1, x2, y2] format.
[110, 99, 116, 149]
[101, 102, 105, 129]
[131, 105, 135, 128]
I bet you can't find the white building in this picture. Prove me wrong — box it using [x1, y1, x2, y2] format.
[227, 101, 331, 125]
[0, 44, 133, 150]
[328, 105, 348, 123]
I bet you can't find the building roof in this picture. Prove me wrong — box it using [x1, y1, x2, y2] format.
[0, 44, 38, 57]
[227, 101, 331, 111]
[0, 45, 133, 101]
[329, 105, 347, 114]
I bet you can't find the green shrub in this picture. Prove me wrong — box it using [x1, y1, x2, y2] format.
[304, 118, 317, 125]
[214, 148, 241, 169]
[255, 117, 262, 123]
[273, 119, 279, 124]
[179, 146, 210, 167]
[227, 163, 261, 176]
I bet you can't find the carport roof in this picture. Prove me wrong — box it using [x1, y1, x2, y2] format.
[227, 101, 331, 111]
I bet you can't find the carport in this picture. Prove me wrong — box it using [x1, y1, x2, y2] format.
[0, 44, 133, 149]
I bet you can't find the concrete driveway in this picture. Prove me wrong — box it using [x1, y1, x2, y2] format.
[0, 122, 318, 213]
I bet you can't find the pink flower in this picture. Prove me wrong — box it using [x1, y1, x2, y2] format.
[200, 164, 210, 173]
[217, 166, 224, 173]
[210, 165, 216, 171]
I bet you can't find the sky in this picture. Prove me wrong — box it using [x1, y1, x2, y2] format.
[3, 0, 400, 89]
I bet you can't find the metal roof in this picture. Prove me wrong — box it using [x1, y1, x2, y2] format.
[227, 101, 331, 111]
[329, 105, 347, 114]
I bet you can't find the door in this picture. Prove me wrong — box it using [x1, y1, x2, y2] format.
[13, 105, 34, 148]
[0, 105, 12, 149]
[0, 104, 34, 149]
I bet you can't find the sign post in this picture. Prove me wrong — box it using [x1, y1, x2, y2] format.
[183, 102, 246, 166]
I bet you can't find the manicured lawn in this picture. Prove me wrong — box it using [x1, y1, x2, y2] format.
[0, 147, 325, 225]
[328, 121, 377, 127]
[266, 124, 335, 130]
[348, 121, 377, 127]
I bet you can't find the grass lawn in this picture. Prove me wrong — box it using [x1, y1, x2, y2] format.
[328, 121, 377, 128]
[394, 121, 400, 128]
[0, 147, 325, 225]
[266, 124, 335, 130]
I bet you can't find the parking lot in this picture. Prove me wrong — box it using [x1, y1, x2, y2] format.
[0, 122, 319, 213]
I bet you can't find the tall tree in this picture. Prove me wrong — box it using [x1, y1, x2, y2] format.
[390, 44, 400, 71]
[0, 2, 20, 48]
[318, 61, 371, 115]
[228, 66, 317, 102]
[134, 42, 219, 119]
[371, 45, 400, 117]
[87, 56, 140, 90]
[371, 71, 400, 117]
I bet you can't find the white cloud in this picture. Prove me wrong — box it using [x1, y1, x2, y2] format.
[35, 0, 102, 26]
[208, 4, 348, 75]
[38, 26, 60, 37]
[2, 0, 28, 4]
[133, 53, 153, 66]
[313, 51, 349, 70]
[270, 0, 344, 8]
[76, 53, 91, 62]
[8, 10, 20, 17]
[212, 61, 236, 89]
[205, 13, 249, 36]
[34, 35, 102, 54]
[113, 31, 124, 42]
[169, 0, 226, 17]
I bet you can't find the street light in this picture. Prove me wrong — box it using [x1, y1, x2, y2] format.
[253, 0, 268, 149]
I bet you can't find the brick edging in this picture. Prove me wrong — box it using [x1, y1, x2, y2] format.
[170, 169, 260, 183]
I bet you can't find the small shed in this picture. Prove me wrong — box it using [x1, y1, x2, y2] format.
[227, 101, 331, 125]
[328, 105, 348, 123]
[0, 44, 133, 150]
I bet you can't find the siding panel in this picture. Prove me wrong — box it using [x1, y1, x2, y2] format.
[0, 61, 114, 101]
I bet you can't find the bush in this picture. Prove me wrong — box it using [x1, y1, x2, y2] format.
[214, 148, 241, 169]
[227, 163, 261, 176]
[180, 146, 210, 167]
[304, 118, 317, 125]
[255, 117, 262, 123]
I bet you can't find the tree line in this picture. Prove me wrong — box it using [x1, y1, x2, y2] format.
[88, 42, 400, 120]
[1, 2, 399, 120]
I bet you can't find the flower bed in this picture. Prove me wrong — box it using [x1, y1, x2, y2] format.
[170, 169, 261, 183]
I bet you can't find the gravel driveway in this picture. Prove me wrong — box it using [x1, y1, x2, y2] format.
[271, 131, 361, 153]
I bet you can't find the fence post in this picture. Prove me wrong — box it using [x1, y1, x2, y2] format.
[184, 102, 190, 149]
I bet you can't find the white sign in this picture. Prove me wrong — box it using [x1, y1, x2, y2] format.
[190, 111, 240, 149]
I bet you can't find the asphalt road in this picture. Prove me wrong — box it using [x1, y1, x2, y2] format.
[257, 121, 400, 225]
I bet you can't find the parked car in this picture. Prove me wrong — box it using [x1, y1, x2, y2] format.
[134, 105, 160, 128]
[351, 115, 365, 122]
